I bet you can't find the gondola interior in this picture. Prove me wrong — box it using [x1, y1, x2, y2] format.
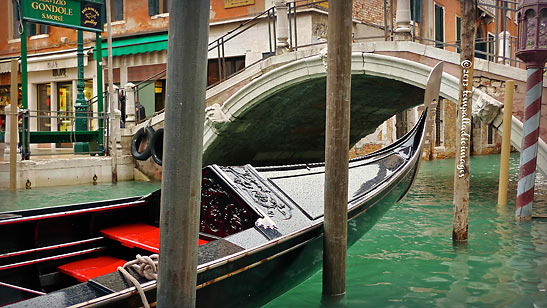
[0, 167, 262, 305]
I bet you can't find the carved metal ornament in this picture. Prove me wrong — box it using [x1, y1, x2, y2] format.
[221, 166, 292, 221]
[200, 172, 258, 238]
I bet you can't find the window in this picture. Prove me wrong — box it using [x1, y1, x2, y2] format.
[488, 33, 495, 61]
[540, 9, 547, 48]
[27, 23, 49, 36]
[149, 0, 169, 16]
[434, 4, 444, 48]
[475, 26, 487, 59]
[487, 124, 494, 145]
[456, 16, 461, 53]
[434, 101, 443, 147]
[11, 0, 20, 39]
[207, 56, 245, 86]
[410, 0, 422, 23]
[11, 0, 48, 38]
[110, 0, 124, 21]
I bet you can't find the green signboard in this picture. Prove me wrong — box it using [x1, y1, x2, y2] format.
[21, 0, 104, 32]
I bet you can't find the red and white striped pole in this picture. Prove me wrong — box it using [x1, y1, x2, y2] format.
[514, 0, 547, 220]
[516, 67, 544, 220]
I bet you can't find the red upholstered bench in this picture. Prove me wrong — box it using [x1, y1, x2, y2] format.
[58, 224, 210, 282]
[58, 256, 127, 282]
[100, 223, 209, 253]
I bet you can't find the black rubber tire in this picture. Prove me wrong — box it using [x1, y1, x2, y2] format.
[150, 128, 163, 166]
[131, 126, 155, 161]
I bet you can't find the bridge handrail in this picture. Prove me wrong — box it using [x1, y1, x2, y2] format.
[208, 7, 276, 52]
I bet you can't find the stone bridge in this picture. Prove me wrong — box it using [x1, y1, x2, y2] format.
[128, 41, 547, 178]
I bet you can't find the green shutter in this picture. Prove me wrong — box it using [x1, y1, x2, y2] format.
[410, 0, 422, 23]
[435, 5, 444, 48]
[456, 16, 461, 52]
[149, 0, 158, 16]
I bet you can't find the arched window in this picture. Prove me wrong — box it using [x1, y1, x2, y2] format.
[525, 9, 537, 49]
[540, 9, 547, 48]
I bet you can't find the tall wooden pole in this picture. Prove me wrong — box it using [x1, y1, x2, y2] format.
[323, 0, 352, 301]
[497, 80, 514, 206]
[156, 1, 210, 307]
[96, 33, 104, 151]
[106, 0, 117, 182]
[452, 0, 476, 243]
[9, 59, 18, 190]
[21, 22, 29, 160]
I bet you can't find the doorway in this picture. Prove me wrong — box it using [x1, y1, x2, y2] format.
[57, 82, 73, 148]
[37, 83, 51, 132]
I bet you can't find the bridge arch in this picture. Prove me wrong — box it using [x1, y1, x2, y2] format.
[132, 46, 545, 174]
[202, 52, 531, 167]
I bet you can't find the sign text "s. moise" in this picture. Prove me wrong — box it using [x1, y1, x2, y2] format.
[31, 0, 73, 23]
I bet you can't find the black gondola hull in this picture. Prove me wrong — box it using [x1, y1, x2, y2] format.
[3, 109, 426, 308]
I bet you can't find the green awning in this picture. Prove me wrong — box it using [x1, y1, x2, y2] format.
[94, 33, 168, 59]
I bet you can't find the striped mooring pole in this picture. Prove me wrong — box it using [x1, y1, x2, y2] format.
[516, 67, 544, 220]
[514, 0, 547, 220]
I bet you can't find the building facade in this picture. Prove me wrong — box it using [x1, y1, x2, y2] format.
[350, 0, 519, 159]
[0, 0, 519, 160]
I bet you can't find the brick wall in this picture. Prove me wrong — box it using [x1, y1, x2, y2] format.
[353, 0, 392, 27]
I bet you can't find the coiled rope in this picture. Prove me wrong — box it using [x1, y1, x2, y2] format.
[117, 254, 159, 308]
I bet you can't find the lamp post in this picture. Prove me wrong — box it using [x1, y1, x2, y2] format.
[74, 30, 89, 153]
[515, 0, 547, 220]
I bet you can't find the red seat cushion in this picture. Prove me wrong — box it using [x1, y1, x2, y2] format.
[101, 223, 208, 253]
[58, 256, 126, 282]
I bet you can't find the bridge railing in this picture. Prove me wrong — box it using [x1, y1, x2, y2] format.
[120, 0, 525, 126]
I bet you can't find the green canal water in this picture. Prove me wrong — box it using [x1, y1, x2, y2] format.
[0, 154, 546, 307]
[266, 153, 547, 308]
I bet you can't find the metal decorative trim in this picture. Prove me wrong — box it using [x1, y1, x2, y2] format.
[221, 166, 292, 221]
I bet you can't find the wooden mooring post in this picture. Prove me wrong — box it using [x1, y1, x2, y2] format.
[323, 0, 352, 303]
[156, 1, 210, 308]
[106, 0, 117, 183]
[452, 0, 476, 243]
[9, 59, 18, 190]
[497, 80, 515, 206]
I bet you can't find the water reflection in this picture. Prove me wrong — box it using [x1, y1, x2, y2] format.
[0, 181, 161, 212]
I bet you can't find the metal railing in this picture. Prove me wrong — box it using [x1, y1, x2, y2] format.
[0, 107, 108, 158]
[23, 109, 107, 155]
[87, 0, 525, 129]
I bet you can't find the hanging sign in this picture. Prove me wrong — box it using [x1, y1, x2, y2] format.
[21, 0, 104, 32]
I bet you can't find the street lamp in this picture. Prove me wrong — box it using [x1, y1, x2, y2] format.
[515, 0, 547, 220]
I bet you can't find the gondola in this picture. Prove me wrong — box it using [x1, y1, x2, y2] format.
[1, 62, 443, 308]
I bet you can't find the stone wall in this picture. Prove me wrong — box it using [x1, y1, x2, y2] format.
[0, 156, 135, 189]
[350, 84, 504, 162]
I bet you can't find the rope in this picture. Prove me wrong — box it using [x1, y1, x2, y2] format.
[117, 254, 159, 308]
[16, 0, 23, 35]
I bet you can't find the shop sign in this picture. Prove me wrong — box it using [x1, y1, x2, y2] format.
[224, 0, 254, 9]
[53, 68, 67, 78]
[21, 0, 104, 33]
[47, 61, 60, 69]
[314, 0, 328, 9]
